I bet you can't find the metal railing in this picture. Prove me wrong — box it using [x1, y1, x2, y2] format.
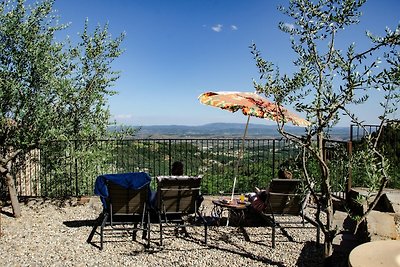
[2, 123, 398, 200]
[324, 139, 352, 199]
[2, 138, 353, 199]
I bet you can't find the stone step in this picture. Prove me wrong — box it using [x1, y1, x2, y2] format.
[365, 210, 399, 241]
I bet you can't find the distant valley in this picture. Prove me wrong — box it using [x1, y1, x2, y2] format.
[120, 123, 351, 140]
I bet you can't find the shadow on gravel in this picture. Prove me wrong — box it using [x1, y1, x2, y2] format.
[206, 243, 287, 267]
[63, 219, 97, 227]
[0, 209, 14, 218]
[296, 241, 324, 266]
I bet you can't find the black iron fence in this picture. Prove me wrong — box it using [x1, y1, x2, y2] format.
[2, 123, 398, 200]
[2, 138, 351, 198]
[324, 139, 352, 199]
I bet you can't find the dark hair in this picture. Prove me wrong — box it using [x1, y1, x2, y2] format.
[257, 190, 268, 202]
[171, 161, 184, 175]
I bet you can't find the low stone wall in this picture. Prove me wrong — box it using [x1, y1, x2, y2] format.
[346, 188, 400, 241]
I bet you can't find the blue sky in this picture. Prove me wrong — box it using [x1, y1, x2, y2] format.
[51, 0, 399, 127]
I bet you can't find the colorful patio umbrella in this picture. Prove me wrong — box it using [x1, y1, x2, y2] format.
[198, 91, 310, 200]
[199, 91, 310, 126]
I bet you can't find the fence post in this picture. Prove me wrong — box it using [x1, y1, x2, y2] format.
[74, 140, 79, 197]
[168, 139, 172, 175]
[272, 139, 276, 177]
[346, 141, 353, 201]
[350, 124, 354, 142]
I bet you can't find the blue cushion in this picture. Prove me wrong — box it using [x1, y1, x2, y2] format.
[94, 172, 151, 207]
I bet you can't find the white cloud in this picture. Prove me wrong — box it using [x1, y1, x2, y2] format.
[231, 25, 238, 30]
[212, 24, 223, 32]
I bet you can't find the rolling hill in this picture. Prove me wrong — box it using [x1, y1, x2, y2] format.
[124, 123, 350, 140]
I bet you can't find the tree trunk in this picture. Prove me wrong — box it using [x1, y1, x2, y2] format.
[324, 241, 334, 266]
[318, 134, 335, 260]
[0, 201, 2, 236]
[5, 164, 21, 217]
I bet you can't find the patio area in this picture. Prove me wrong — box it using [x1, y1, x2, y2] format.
[0, 196, 326, 267]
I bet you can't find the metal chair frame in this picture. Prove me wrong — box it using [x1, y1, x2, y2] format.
[260, 179, 320, 248]
[156, 176, 208, 246]
[87, 181, 151, 250]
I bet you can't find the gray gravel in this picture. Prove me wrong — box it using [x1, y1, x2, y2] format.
[0, 198, 324, 267]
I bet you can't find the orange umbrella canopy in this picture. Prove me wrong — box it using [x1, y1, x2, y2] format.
[199, 91, 310, 126]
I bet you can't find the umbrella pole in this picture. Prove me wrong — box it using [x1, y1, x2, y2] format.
[231, 115, 251, 201]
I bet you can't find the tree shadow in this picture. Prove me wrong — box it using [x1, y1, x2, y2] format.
[205, 243, 287, 267]
[150, 232, 287, 267]
[296, 236, 358, 266]
[296, 241, 324, 266]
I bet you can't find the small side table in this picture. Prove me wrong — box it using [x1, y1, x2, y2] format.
[348, 240, 400, 267]
[211, 198, 250, 226]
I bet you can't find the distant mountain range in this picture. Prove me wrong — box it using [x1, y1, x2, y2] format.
[120, 123, 350, 140]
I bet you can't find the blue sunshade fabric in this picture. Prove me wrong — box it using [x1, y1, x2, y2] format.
[94, 172, 152, 206]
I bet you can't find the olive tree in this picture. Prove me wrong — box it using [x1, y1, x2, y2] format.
[0, 0, 124, 217]
[251, 0, 399, 261]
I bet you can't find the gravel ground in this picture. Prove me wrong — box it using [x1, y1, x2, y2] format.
[0, 197, 325, 267]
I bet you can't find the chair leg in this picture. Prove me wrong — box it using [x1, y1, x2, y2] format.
[272, 223, 276, 248]
[87, 214, 103, 244]
[204, 223, 208, 245]
[159, 213, 163, 246]
[141, 222, 147, 240]
[99, 213, 109, 250]
[198, 214, 208, 245]
[180, 222, 189, 237]
[133, 223, 138, 241]
[146, 212, 151, 248]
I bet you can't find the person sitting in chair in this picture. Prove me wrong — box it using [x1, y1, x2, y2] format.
[149, 161, 185, 211]
[171, 161, 184, 176]
[169, 161, 204, 236]
[249, 168, 293, 213]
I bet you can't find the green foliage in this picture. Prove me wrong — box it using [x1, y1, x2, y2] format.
[250, 0, 399, 257]
[39, 140, 117, 196]
[60, 19, 125, 140]
[0, 0, 67, 149]
[352, 121, 400, 189]
[376, 122, 400, 163]
[0, 0, 124, 213]
[0, 0, 124, 151]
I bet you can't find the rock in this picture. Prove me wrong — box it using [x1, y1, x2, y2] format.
[385, 189, 400, 214]
[88, 197, 103, 212]
[366, 210, 399, 241]
[77, 196, 91, 205]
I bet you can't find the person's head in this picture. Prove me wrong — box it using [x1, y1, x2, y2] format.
[171, 161, 184, 176]
[278, 169, 292, 179]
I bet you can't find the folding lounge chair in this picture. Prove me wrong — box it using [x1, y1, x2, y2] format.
[87, 172, 152, 250]
[260, 179, 320, 248]
[156, 176, 207, 246]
